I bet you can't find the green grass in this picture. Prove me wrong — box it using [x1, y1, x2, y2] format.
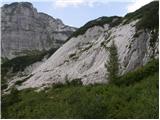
[2, 60, 159, 119]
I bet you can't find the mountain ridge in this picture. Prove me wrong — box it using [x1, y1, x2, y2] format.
[2, 1, 159, 93]
[1, 2, 76, 59]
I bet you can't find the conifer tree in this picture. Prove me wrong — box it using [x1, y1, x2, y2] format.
[105, 41, 119, 83]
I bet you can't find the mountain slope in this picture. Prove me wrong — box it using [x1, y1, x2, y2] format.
[2, 59, 159, 118]
[1, 2, 76, 59]
[1, 2, 76, 92]
[3, 1, 159, 92]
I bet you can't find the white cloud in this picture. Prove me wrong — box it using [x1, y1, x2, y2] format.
[53, 0, 134, 8]
[127, 0, 154, 12]
[54, 0, 84, 8]
[54, 0, 103, 8]
[3, 0, 154, 11]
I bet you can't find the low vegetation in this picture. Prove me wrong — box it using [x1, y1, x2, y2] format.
[1, 57, 9, 64]
[116, 59, 158, 86]
[1, 48, 58, 90]
[2, 48, 57, 74]
[124, 1, 158, 30]
[66, 16, 122, 40]
[124, 1, 158, 53]
[2, 59, 159, 119]
[67, 1, 158, 42]
[15, 75, 33, 86]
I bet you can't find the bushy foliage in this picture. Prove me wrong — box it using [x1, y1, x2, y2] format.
[2, 60, 159, 119]
[124, 1, 159, 30]
[1, 48, 58, 92]
[150, 30, 159, 48]
[1, 83, 8, 90]
[1, 54, 45, 88]
[116, 59, 159, 86]
[2, 48, 57, 73]
[136, 2, 159, 30]
[1, 57, 9, 64]
[2, 87, 21, 115]
[15, 80, 26, 86]
[47, 48, 58, 58]
[105, 41, 119, 83]
[1, 48, 58, 87]
[51, 78, 83, 89]
[15, 75, 33, 86]
[67, 16, 122, 40]
[66, 79, 82, 86]
[66, 1, 158, 43]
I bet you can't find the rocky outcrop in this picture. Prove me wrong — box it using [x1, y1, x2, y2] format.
[3, 1, 159, 92]
[1, 2, 76, 59]
[16, 19, 158, 90]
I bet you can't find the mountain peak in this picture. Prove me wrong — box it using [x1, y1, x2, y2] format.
[3, 2, 33, 9]
[1, 2, 76, 59]
[2, 1, 159, 92]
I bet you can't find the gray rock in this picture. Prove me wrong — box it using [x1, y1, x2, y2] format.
[1, 2, 76, 59]
[15, 20, 158, 90]
[2, 2, 159, 92]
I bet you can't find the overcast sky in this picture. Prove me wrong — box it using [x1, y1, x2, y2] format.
[1, 0, 154, 27]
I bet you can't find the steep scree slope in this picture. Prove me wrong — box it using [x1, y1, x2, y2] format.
[4, 1, 159, 91]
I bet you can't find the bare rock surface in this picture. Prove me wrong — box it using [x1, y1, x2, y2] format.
[1, 2, 76, 59]
[17, 20, 158, 90]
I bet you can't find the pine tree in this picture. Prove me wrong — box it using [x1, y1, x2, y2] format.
[105, 41, 119, 83]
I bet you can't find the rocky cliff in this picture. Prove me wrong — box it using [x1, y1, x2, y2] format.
[1, 2, 76, 59]
[3, 1, 159, 92]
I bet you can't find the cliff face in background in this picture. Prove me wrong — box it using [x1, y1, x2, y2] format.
[2, 1, 159, 93]
[1, 2, 76, 59]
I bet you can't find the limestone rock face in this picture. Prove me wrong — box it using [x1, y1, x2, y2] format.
[1, 2, 76, 59]
[17, 19, 158, 90]
[3, 1, 159, 92]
